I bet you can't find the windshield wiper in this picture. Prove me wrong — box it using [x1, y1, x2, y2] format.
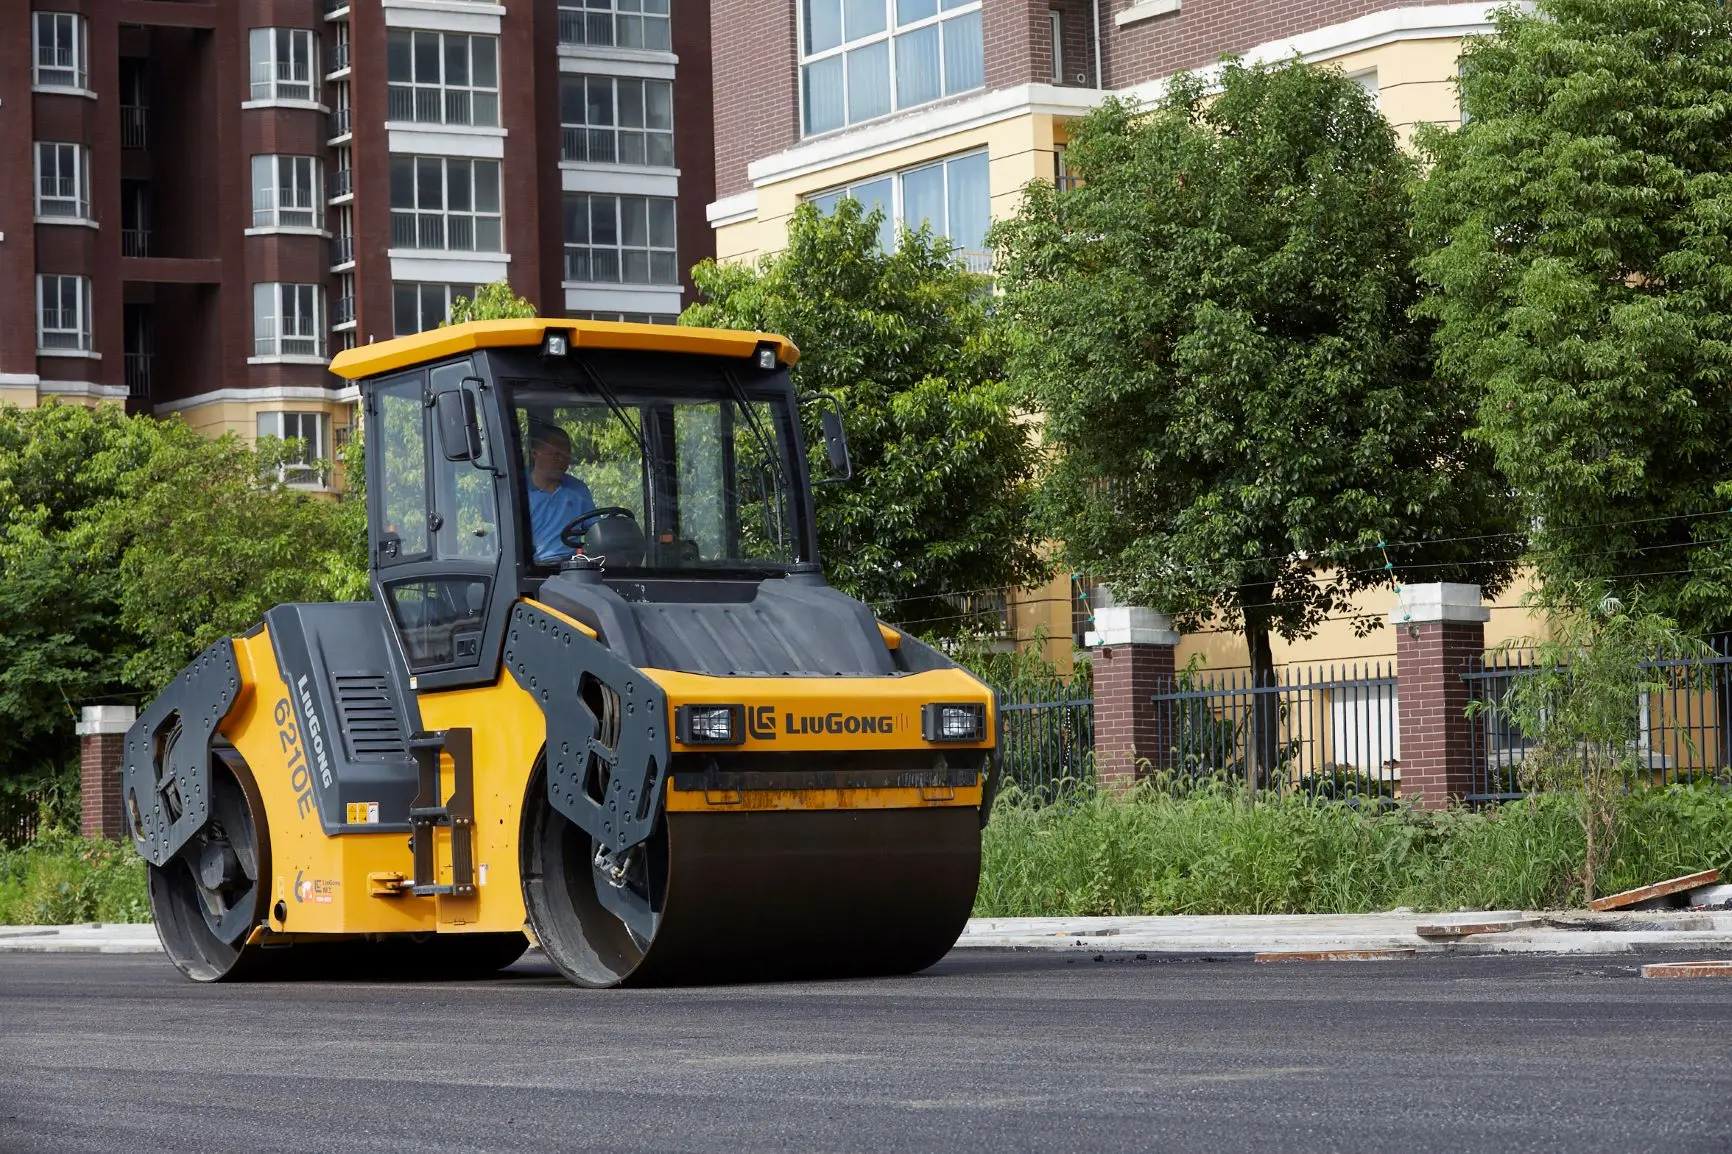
[722, 369, 786, 489]
[575, 360, 654, 466]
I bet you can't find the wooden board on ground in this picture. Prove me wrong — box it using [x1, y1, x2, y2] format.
[1588, 868, 1721, 912]
[1415, 918, 1540, 939]
[1640, 960, 1732, 980]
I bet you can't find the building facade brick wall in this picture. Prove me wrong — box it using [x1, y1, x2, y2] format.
[1102, 0, 1459, 89]
[712, 0, 799, 198]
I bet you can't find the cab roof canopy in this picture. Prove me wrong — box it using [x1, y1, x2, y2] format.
[327, 318, 800, 381]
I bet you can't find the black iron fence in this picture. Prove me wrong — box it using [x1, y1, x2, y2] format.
[1152, 663, 1400, 798]
[1, 790, 47, 848]
[997, 685, 1093, 801]
[1464, 636, 1732, 802]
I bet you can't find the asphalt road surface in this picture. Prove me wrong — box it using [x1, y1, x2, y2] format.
[2, 950, 1729, 1154]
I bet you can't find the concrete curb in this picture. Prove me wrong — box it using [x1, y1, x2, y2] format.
[5, 909, 1732, 958]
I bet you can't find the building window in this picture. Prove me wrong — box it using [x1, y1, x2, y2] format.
[559, 76, 675, 167]
[249, 28, 318, 103]
[808, 149, 989, 268]
[36, 274, 93, 353]
[251, 155, 323, 229]
[799, 0, 983, 136]
[556, 0, 671, 51]
[257, 411, 329, 487]
[386, 31, 499, 127]
[571, 311, 679, 325]
[394, 282, 478, 337]
[35, 142, 90, 221]
[253, 283, 325, 358]
[34, 13, 88, 90]
[390, 156, 503, 252]
[562, 194, 677, 285]
[1048, 10, 1063, 83]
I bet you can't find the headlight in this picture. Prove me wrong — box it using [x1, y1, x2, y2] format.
[922, 702, 986, 743]
[676, 704, 745, 745]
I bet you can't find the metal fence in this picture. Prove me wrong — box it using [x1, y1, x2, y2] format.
[997, 686, 1094, 801]
[1152, 663, 1400, 798]
[1464, 636, 1732, 802]
[0, 790, 47, 849]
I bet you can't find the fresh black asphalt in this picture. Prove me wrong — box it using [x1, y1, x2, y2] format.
[1, 949, 1729, 1153]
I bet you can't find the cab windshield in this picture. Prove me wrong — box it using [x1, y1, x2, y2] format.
[507, 360, 803, 573]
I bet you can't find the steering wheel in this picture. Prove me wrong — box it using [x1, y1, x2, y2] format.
[559, 506, 638, 549]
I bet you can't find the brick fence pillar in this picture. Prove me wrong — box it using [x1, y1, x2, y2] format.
[1086, 606, 1179, 791]
[77, 705, 136, 840]
[1393, 583, 1488, 811]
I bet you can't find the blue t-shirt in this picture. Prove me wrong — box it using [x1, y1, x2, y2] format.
[526, 472, 595, 562]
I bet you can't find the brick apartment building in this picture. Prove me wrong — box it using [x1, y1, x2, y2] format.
[704, 0, 1505, 665]
[0, 0, 714, 475]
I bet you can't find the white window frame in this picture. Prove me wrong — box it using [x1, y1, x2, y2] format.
[1048, 10, 1063, 84]
[252, 283, 326, 359]
[33, 12, 89, 92]
[36, 274, 94, 354]
[797, 0, 985, 137]
[807, 148, 990, 269]
[559, 75, 676, 168]
[562, 194, 679, 286]
[555, 0, 672, 52]
[389, 156, 504, 253]
[386, 30, 500, 128]
[35, 142, 91, 222]
[257, 411, 330, 487]
[251, 155, 324, 230]
[249, 28, 318, 104]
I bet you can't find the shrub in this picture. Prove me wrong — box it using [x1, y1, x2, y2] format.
[0, 831, 150, 925]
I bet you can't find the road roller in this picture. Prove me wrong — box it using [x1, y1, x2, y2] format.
[122, 318, 1001, 986]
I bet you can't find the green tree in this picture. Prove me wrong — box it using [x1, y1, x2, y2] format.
[0, 402, 366, 776]
[994, 60, 1518, 780]
[1413, 0, 1732, 631]
[682, 200, 1047, 632]
[446, 280, 537, 324]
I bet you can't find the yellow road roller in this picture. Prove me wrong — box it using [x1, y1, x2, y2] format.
[123, 319, 1001, 986]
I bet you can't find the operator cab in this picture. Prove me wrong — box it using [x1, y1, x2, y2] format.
[340, 319, 871, 694]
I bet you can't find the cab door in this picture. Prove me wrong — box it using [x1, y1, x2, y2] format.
[368, 358, 514, 689]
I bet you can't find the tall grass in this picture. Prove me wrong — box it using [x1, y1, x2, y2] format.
[976, 782, 1732, 916]
[0, 830, 150, 925]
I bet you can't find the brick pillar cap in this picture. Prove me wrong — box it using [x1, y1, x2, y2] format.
[1086, 606, 1179, 648]
[1390, 582, 1490, 626]
[76, 704, 137, 736]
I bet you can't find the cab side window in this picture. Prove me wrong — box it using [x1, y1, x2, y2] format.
[375, 374, 429, 563]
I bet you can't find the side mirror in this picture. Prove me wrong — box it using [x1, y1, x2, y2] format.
[803, 393, 852, 483]
[435, 389, 483, 462]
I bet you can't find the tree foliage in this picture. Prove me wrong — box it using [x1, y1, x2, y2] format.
[995, 61, 1517, 688]
[1413, 0, 1732, 631]
[682, 200, 1047, 631]
[446, 280, 537, 324]
[0, 402, 366, 775]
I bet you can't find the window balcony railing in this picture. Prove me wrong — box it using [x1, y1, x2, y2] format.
[327, 107, 351, 140]
[328, 168, 352, 200]
[122, 229, 150, 258]
[956, 249, 993, 275]
[323, 0, 350, 14]
[332, 295, 355, 326]
[120, 105, 147, 150]
[331, 234, 354, 267]
[327, 41, 349, 74]
[125, 353, 152, 399]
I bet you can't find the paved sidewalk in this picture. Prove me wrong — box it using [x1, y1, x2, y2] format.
[960, 910, 1732, 957]
[5, 910, 1732, 958]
